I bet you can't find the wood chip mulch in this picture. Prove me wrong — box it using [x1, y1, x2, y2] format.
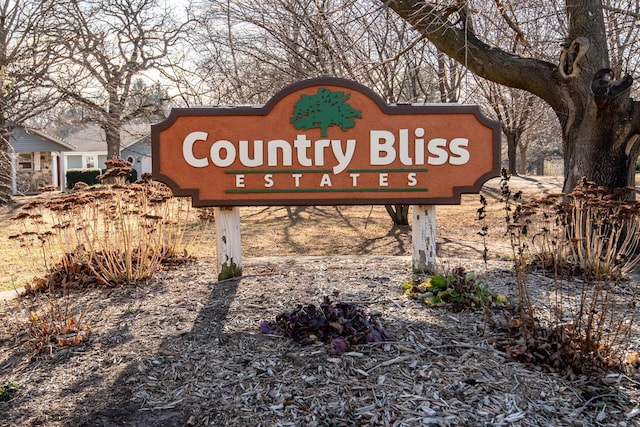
[1, 256, 640, 426]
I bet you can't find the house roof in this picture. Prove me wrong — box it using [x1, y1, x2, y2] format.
[63, 123, 151, 152]
[120, 135, 151, 155]
[9, 127, 75, 153]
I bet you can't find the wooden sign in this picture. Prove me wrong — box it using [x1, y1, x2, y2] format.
[151, 78, 501, 207]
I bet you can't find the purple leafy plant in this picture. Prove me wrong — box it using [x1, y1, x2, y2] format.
[260, 296, 389, 355]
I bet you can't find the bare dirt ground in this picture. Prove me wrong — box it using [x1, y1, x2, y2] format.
[3, 175, 640, 427]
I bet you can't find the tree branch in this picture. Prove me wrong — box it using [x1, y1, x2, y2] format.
[494, 0, 530, 52]
[382, 0, 560, 108]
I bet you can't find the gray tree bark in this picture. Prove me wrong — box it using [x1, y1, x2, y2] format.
[383, 0, 640, 193]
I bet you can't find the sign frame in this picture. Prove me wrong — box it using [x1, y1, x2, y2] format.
[151, 77, 501, 207]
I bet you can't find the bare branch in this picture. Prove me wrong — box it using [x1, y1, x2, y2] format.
[493, 0, 530, 52]
[48, 0, 193, 158]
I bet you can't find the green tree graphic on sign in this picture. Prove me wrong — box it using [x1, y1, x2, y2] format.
[290, 87, 362, 137]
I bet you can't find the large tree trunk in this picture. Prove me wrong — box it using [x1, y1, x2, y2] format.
[383, 0, 640, 194]
[105, 129, 121, 160]
[104, 117, 122, 160]
[0, 119, 11, 204]
[385, 204, 409, 226]
[562, 95, 640, 193]
[518, 143, 527, 175]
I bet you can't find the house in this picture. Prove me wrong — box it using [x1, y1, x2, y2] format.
[6, 122, 154, 195]
[7, 126, 75, 195]
[62, 124, 108, 172]
[63, 122, 152, 186]
[120, 135, 152, 180]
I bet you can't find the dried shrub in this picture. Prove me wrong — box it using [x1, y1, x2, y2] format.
[72, 181, 89, 192]
[39, 185, 56, 192]
[197, 207, 216, 222]
[514, 179, 640, 279]
[11, 172, 195, 290]
[260, 296, 389, 355]
[27, 301, 91, 352]
[22, 247, 191, 295]
[488, 169, 639, 375]
[491, 305, 631, 376]
[9, 170, 200, 354]
[98, 158, 132, 185]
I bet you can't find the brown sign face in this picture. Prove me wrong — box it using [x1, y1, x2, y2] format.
[151, 78, 501, 206]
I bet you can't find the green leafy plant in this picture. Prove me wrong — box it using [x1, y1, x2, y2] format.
[65, 168, 102, 189]
[0, 381, 19, 402]
[403, 267, 506, 312]
[290, 87, 362, 137]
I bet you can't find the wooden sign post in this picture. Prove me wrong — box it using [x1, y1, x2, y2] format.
[152, 78, 501, 279]
[412, 205, 437, 274]
[214, 207, 242, 279]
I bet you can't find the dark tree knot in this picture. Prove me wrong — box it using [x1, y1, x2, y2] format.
[591, 68, 633, 109]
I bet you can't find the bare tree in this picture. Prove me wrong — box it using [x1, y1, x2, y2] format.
[193, 0, 438, 104]
[194, 0, 442, 224]
[520, 106, 564, 175]
[0, 0, 63, 204]
[382, 0, 640, 193]
[477, 82, 543, 175]
[48, 0, 191, 159]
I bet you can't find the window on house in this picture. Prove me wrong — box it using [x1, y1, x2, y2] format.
[67, 155, 82, 169]
[98, 155, 107, 169]
[17, 153, 33, 170]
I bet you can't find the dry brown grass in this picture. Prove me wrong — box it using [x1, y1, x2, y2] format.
[0, 205, 37, 293]
[0, 175, 562, 293]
